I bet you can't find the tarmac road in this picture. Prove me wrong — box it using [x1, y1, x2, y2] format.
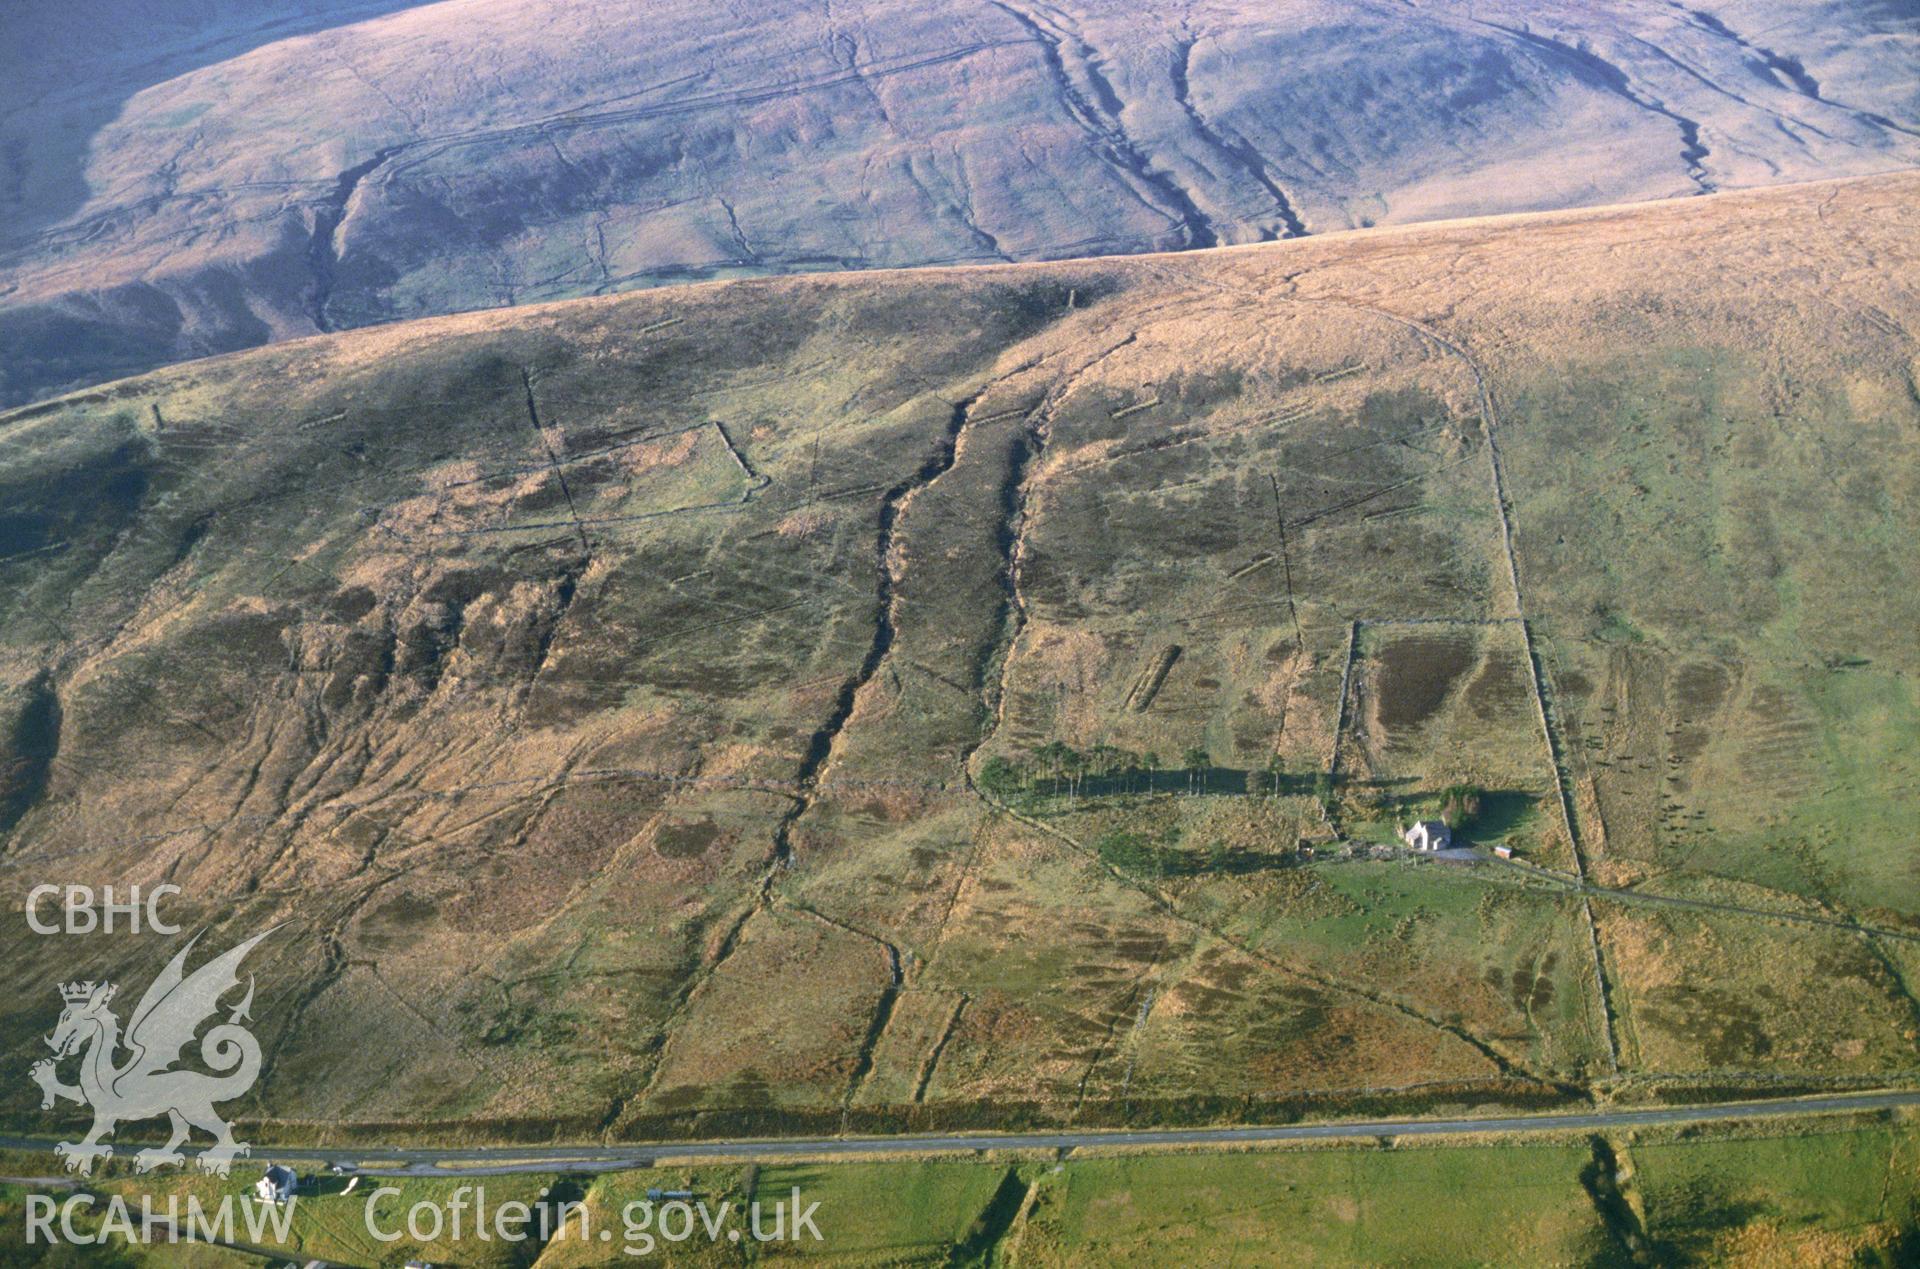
[6, 1089, 1917, 1178]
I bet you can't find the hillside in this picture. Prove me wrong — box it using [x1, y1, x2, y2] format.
[3, 0, 1917, 406]
[1, 172, 1917, 1141]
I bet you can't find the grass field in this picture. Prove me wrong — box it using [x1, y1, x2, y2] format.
[1630, 1118, 1920, 1263]
[4, 1113, 1915, 1264]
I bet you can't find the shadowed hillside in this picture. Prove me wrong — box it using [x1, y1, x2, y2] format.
[0, 173, 1916, 1142]
[2, 0, 1916, 405]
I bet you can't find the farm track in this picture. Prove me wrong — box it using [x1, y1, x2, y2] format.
[974, 785, 1552, 1086]
[1488, 865, 1920, 947]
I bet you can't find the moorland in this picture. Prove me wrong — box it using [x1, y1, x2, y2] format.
[2, 172, 1916, 1147]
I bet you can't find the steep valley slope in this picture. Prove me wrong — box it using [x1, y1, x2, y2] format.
[3, 0, 1917, 406]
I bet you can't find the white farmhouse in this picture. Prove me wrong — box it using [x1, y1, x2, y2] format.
[254, 1164, 298, 1205]
[1403, 820, 1452, 852]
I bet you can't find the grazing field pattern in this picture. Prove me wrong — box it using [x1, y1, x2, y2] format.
[0, 172, 1917, 1142]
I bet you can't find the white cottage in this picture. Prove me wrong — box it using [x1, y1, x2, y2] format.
[254, 1165, 298, 1205]
[1403, 820, 1452, 852]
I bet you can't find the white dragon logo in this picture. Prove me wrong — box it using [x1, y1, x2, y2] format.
[28, 927, 276, 1176]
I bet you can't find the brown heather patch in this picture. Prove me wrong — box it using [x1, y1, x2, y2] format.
[1033, 435, 1123, 480]
[620, 428, 701, 475]
[653, 816, 723, 859]
[837, 786, 934, 823]
[1255, 647, 1307, 715]
[1376, 632, 1476, 730]
[1153, 979, 1200, 1022]
[1592, 855, 1650, 889]
[336, 549, 417, 595]
[1718, 1220, 1888, 1267]
[777, 506, 832, 537]
[1016, 623, 1111, 741]
[699, 740, 782, 779]
[1598, 908, 1681, 991]
[422, 458, 484, 490]
[1023, 624, 1108, 693]
[1574, 774, 1608, 854]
